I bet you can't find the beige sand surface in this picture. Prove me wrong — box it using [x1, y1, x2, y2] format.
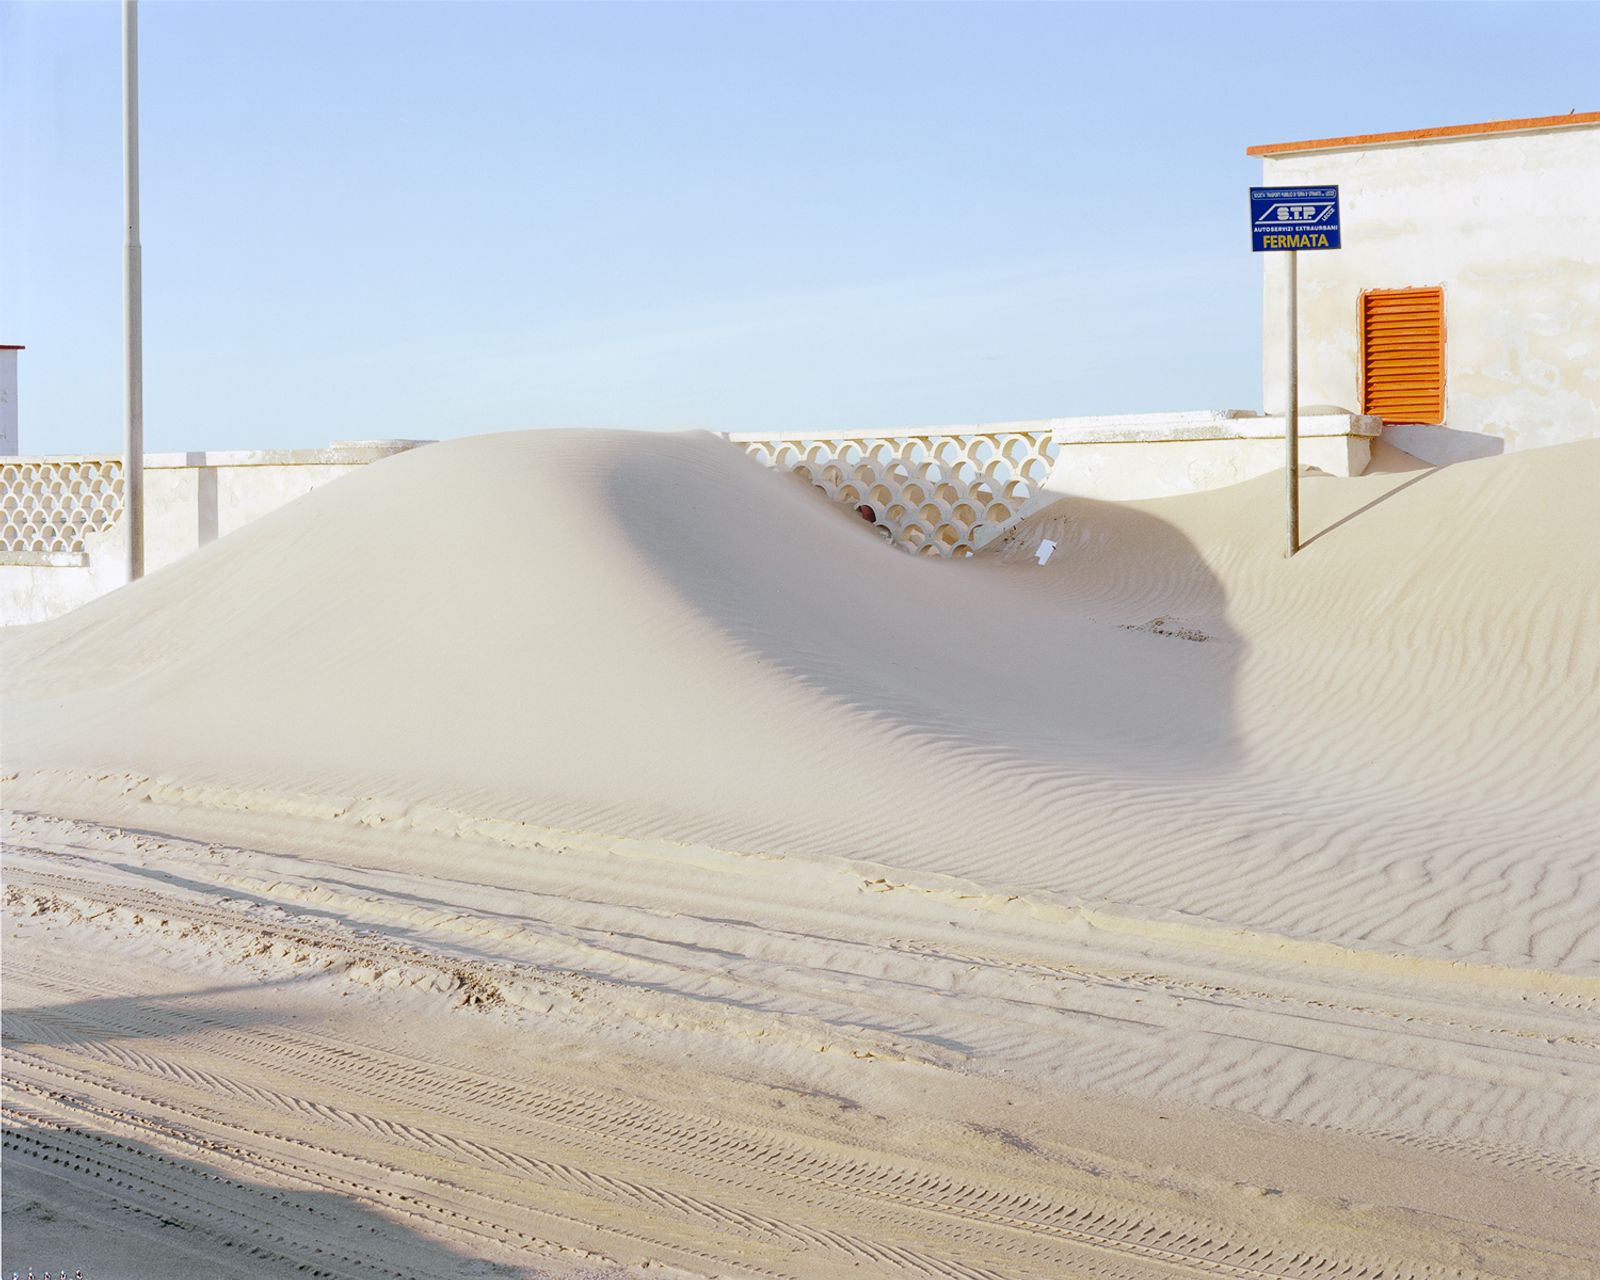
[3, 429, 1597, 1277]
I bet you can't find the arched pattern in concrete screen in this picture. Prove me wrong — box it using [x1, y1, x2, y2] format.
[0, 460, 124, 555]
[736, 430, 1057, 557]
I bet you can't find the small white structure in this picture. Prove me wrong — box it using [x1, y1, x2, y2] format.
[1253, 111, 1600, 464]
[0, 345, 21, 456]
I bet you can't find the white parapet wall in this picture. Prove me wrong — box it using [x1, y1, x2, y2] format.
[1040, 409, 1380, 503]
[1, 440, 430, 625]
[730, 410, 1378, 556]
[4, 416, 1381, 621]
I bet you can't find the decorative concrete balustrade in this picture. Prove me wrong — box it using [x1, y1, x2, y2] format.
[0, 458, 124, 561]
[0, 440, 429, 625]
[728, 427, 1059, 558]
[729, 409, 1382, 557]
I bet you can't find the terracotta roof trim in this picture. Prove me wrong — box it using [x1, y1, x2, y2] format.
[1248, 111, 1600, 157]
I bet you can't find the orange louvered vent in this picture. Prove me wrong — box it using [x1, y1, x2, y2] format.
[1360, 287, 1445, 425]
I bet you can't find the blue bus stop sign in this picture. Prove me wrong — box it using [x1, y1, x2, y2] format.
[1251, 186, 1340, 251]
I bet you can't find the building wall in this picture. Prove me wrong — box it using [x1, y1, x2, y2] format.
[1262, 124, 1600, 463]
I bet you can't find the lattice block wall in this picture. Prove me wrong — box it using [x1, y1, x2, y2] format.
[0, 459, 125, 554]
[737, 432, 1058, 557]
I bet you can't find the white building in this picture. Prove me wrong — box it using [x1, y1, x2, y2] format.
[0, 345, 20, 456]
[1252, 111, 1600, 464]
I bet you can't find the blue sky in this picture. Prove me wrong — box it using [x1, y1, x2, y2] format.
[3, 1, 1597, 454]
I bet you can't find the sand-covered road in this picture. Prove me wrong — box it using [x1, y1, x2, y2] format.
[5, 806, 1597, 1279]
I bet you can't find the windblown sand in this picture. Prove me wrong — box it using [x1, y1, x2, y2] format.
[3, 430, 1597, 1278]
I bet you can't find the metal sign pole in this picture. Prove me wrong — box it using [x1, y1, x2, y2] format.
[1285, 248, 1298, 557]
[123, 0, 145, 581]
[1251, 184, 1337, 560]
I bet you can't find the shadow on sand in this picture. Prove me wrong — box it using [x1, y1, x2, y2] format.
[3, 986, 607, 1279]
[1, 1116, 544, 1279]
[1302, 443, 1442, 551]
[603, 439, 1244, 779]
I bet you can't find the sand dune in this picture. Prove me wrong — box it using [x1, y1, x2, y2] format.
[5, 429, 1597, 970]
[4, 429, 1598, 1277]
